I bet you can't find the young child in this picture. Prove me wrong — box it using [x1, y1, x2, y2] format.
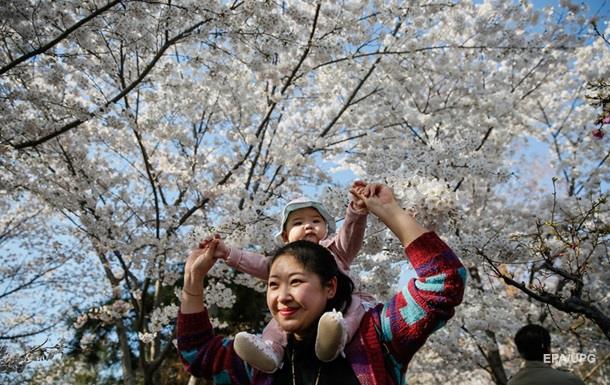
[202, 181, 372, 373]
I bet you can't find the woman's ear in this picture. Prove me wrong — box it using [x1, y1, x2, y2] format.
[325, 276, 338, 299]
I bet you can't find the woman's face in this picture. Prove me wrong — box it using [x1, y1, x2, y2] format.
[267, 254, 337, 339]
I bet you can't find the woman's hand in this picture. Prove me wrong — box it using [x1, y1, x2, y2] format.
[350, 183, 400, 220]
[360, 183, 398, 214]
[185, 239, 218, 282]
[199, 234, 230, 260]
[181, 240, 218, 313]
[350, 183, 427, 247]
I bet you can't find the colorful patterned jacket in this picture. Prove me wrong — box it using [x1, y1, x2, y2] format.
[176, 232, 467, 385]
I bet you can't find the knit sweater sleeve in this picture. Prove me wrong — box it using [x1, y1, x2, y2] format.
[379, 231, 467, 367]
[176, 309, 253, 385]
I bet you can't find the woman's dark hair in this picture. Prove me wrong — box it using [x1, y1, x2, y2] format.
[514, 324, 551, 361]
[269, 240, 354, 314]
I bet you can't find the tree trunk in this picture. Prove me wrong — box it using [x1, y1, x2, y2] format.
[486, 331, 508, 385]
[116, 320, 136, 385]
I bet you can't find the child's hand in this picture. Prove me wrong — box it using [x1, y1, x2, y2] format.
[350, 183, 397, 217]
[352, 183, 426, 246]
[349, 180, 368, 212]
[199, 234, 230, 260]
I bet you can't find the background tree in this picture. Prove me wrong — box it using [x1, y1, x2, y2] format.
[0, 0, 608, 384]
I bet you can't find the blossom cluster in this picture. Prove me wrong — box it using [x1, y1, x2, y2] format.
[73, 300, 133, 328]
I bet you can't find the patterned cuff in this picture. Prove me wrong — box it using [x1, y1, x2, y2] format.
[405, 232, 459, 276]
[177, 309, 212, 336]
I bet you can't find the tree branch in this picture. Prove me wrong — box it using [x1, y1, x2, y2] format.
[132, 127, 161, 238]
[0, 263, 63, 301]
[479, 250, 610, 340]
[0, 321, 59, 340]
[0, 0, 123, 76]
[13, 19, 211, 150]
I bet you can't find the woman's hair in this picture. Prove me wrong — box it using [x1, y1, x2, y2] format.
[269, 240, 354, 313]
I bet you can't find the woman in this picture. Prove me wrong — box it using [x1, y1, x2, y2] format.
[177, 184, 466, 385]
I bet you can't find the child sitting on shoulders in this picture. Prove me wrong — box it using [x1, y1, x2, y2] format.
[202, 181, 373, 373]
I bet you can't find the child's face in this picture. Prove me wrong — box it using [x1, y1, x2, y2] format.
[282, 207, 327, 243]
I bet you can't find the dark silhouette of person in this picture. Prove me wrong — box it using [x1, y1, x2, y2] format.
[508, 324, 586, 385]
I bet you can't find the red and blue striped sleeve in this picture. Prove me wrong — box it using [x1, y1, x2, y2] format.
[176, 309, 254, 385]
[380, 232, 467, 366]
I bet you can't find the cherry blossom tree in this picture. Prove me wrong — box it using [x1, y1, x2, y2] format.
[1, 0, 608, 384]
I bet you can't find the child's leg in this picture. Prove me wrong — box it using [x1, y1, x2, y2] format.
[315, 294, 365, 362]
[233, 319, 285, 373]
[342, 295, 366, 343]
[261, 318, 287, 359]
[315, 309, 347, 362]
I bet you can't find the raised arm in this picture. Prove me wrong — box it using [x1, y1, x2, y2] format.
[177, 240, 253, 384]
[224, 247, 270, 280]
[353, 184, 466, 371]
[198, 235, 270, 280]
[323, 181, 369, 269]
[181, 239, 218, 314]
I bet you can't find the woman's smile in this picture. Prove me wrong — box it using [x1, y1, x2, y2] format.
[278, 307, 299, 317]
[267, 254, 337, 339]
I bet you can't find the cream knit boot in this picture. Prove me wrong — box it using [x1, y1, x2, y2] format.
[234, 332, 283, 373]
[315, 310, 347, 362]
